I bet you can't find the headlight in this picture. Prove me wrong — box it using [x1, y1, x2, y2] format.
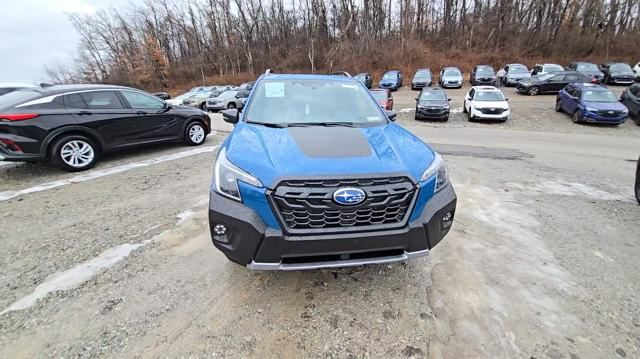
[213, 147, 262, 202]
[622, 108, 629, 114]
[420, 153, 448, 192]
[585, 107, 597, 112]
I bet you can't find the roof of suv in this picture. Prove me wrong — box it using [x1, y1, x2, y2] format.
[572, 83, 608, 90]
[262, 74, 359, 82]
[474, 86, 501, 91]
[38, 84, 133, 96]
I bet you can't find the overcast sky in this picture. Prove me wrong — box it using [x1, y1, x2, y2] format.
[0, 0, 130, 83]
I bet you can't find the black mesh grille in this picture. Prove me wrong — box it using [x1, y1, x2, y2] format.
[597, 110, 623, 117]
[478, 108, 506, 115]
[270, 177, 416, 234]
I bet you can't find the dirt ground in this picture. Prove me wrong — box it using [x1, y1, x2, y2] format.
[1, 85, 639, 358]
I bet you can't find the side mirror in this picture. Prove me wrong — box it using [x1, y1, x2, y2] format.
[385, 110, 397, 121]
[415, 97, 419, 101]
[505, 98, 510, 101]
[447, 98, 452, 101]
[222, 108, 239, 124]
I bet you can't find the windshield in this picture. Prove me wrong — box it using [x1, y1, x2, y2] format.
[0, 90, 41, 109]
[419, 91, 447, 101]
[577, 63, 599, 72]
[476, 67, 494, 76]
[415, 70, 430, 77]
[370, 91, 387, 101]
[610, 63, 632, 72]
[444, 70, 461, 77]
[382, 72, 397, 80]
[582, 90, 618, 102]
[474, 91, 505, 101]
[510, 65, 528, 73]
[245, 80, 384, 126]
[545, 65, 564, 73]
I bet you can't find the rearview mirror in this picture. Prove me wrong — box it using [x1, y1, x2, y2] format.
[222, 109, 239, 124]
[385, 110, 397, 121]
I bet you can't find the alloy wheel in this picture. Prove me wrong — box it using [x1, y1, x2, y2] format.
[60, 140, 95, 168]
[189, 124, 206, 144]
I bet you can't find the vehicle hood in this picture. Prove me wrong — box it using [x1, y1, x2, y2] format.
[225, 123, 435, 187]
[418, 100, 449, 107]
[442, 75, 462, 81]
[412, 76, 430, 82]
[507, 73, 530, 79]
[473, 100, 509, 109]
[610, 70, 635, 76]
[583, 101, 627, 111]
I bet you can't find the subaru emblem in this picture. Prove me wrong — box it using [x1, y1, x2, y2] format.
[333, 188, 366, 206]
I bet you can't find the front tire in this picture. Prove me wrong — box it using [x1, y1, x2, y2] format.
[50, 135, 98, 172]
[555, 100, 563, 113]
[528, 86, 540, 96]
[572, 110, 583, 124]
[184, 121, 207, 146]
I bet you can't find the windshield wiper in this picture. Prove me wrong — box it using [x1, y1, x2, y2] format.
[245, 121, 289, 128]
[286, 122, 356, 127]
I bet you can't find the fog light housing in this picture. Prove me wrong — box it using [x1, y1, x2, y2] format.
[213, 224, 227, 236]
[441, 211, 453, 229]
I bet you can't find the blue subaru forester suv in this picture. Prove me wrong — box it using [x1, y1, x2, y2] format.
[556, 83, 629, 124]
[208, 72, 456, 270]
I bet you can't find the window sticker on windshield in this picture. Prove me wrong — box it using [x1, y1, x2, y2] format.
[367, 116, 380, 122]
[265, 82, 284, 97]
[341, 84, 357, 89]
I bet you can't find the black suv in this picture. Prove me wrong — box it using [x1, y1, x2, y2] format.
[600, 62, 635, 85]
[470, 65, 497, 86]
[415, 87, 451, 121]
[516, 71, 590, 95]
[0, 85, 210, 171]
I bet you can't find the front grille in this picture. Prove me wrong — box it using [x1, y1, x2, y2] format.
[597, 110, 623, 117]
[478, 108, 506, 115]
[423, 107, 445, 114]
[270, 177, 416, 234]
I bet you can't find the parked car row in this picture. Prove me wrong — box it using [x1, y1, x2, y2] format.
[348, 60, 638, 93]
[167, 82, 255, 112]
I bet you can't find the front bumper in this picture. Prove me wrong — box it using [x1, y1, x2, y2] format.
[471, 108, 510, 120]
[209, 184, 457, 270]
[415, 108, 449, 120]
[610, 78, 634, 85]
[441, 81, 462, 88]
[474, 79, 497, 86]
[206, 104, 226, 111]
[411, 82, 429, 89]
[582, 111, 627, 124]
[379, 83, 399, 90]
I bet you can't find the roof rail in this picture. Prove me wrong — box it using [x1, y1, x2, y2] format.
[39, 82, 55, 87]
[264, 69, 273, 75]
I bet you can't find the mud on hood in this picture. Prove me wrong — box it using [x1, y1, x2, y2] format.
[224, 123, 435, 188]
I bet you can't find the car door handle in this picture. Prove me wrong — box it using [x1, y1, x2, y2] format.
[136, 111, 147, 115]
[77, 110, 92, 116]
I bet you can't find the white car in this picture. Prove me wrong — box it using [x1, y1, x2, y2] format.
[531, 63, 564, 77]
[634, 62, 640, 81]
[463, 86, 510, 122]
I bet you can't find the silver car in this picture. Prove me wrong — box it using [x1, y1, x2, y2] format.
[531, 63, 564, 77]
[439, 67, 463, 88]
[501, 64, 531, 86]
[206, 90, 243, 111]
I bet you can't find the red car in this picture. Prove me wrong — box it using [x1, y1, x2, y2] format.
[370, 89, 393, 110]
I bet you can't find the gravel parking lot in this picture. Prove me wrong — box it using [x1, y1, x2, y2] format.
[1, 85, 639, 358]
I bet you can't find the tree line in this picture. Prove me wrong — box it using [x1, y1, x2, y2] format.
[46, 0, 640, 91]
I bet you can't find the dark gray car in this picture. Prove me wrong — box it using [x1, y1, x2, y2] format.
[411, 69, 432, 90]
[500, 64, 531, 86]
